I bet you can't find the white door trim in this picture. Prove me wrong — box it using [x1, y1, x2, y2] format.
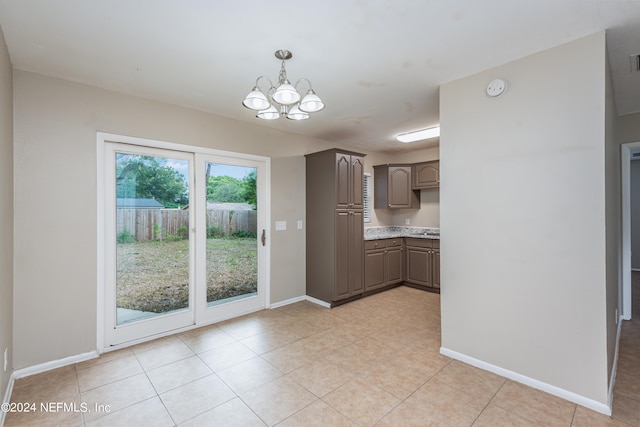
[96, 132, 271, 353]
[621, 141, 640, 320]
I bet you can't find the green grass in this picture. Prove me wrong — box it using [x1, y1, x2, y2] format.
[116, 237, 257, 313]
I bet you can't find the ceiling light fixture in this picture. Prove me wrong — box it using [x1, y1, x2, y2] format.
[242, 49, 325, 121]
[396, 126, 440, 143]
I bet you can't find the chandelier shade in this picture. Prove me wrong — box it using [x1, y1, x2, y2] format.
[242, 87, 270, 110]
[256, 105, 279, 120]
[286, 105, 309, 120]
[242, 50, 324, 120]
[272, 80, 300, 105]
[299, 90, 325, 113]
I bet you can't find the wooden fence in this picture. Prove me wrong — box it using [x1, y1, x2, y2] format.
[117, 209, 257, 241]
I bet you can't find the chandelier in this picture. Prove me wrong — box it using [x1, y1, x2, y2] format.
[242, 50, 325, 120]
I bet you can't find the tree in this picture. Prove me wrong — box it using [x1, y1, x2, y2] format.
[241, 170, 257, 209]
[116, 154, 188, 208]
[207, 175, 244, 202]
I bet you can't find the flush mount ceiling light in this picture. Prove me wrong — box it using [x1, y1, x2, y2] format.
[242, 49, 325, 121]
[396, 126, 440, 143]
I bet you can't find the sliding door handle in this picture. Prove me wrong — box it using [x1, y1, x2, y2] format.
[261, 229, 266, 246]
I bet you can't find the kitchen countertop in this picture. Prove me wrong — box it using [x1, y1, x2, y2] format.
[364, 226, 439, 241]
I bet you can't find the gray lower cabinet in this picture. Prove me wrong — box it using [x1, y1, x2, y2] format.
[364, 238, 404, 292]
[405, 237, 440, 290]
[335, 210, 364, 300]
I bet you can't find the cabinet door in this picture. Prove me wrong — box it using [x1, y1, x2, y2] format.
[335, 210, 364, 300]
[432, 249, 440, 289]
[406, 247, 432, 286]
[335, 153, 351, 209]
[350, 155, 365, 209]
[413, 161, 440, 189]
[388, 166, 413, 208]
[349, 210, 364, 295]
[386, 246, 404, 284]
[335, 210, 350, 299]
[364, 249, 386, 291]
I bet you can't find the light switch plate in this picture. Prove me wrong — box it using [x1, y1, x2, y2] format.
[275, 221, 287, 231]
[297, 220, 303, 230]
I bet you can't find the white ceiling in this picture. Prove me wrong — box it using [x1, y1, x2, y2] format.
[0, 0, 639, 153]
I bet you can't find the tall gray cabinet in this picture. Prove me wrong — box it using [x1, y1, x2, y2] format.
[305, 149, 365, 306]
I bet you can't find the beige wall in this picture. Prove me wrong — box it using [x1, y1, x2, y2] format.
[0, 25, 13, 405]
[619, 112, 640, 144]
[365, 146, 440, 227]
[11, 70, 368, 369]
[440, 32, 611, 405]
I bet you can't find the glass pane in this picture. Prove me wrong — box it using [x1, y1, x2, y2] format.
[115, 153, 190, 325]
[205, 163, 258, 306]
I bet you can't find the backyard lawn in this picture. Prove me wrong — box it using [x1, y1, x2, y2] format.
[116, 237, 257, 313]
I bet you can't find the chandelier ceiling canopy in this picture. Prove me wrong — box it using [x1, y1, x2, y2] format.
[242, 50, 325, 121]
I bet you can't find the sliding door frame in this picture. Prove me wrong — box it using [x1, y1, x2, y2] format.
[97, 132, 271, 353]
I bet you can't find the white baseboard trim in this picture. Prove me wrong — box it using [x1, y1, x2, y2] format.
[269, 295, 306, 309]
[305, 295, 331, 308]
[608, 315, 624, 409]
[1, 373, 15, 427]
[12, 351, 99, 380]
[439, 347, 611, 416]
[267, 295, 332, 309]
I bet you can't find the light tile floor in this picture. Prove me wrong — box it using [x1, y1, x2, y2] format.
[4, 283, 640, 426]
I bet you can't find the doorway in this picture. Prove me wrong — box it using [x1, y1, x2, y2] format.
[621, 141, 640, 320]
[98, 133, 270, 349]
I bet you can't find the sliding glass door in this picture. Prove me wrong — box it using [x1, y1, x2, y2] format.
[102, 136, 268, 348]
[195, 155, 267, 325]
[104, 144, 195, 345]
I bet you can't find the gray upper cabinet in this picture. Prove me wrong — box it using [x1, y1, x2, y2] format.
[336, 152, 365, 210]
[374, 164, 420, 209]
[413, 161, 440, 189]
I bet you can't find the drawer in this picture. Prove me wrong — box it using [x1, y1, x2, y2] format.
[405, 237, 432, 248]
[365, 240, 386, 250]
[386, 238, 403, 247]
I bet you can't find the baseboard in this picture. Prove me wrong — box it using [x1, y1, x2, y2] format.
[439, 347, 612, 416]
[608, 315, 624, 409]
[269, 294, 331, 309]
[269, 295, 306, 309]
[1, 373, 15, 427]
[305, 295, 331, 308]
[12, 351, 99, 380]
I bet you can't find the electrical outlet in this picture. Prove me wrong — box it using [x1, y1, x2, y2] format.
[3, 348, 7, 372]
[405, 218, 410, 225]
